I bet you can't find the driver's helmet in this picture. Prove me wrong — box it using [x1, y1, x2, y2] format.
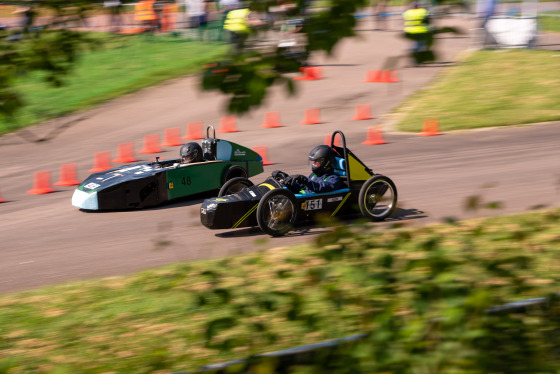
[308, 145, 334, 176]
[180, 142, 203, 164]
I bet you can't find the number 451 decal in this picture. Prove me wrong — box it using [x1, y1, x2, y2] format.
[302, 199, 322, 211]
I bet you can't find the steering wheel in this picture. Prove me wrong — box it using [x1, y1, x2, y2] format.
[272, 171, 289, 185]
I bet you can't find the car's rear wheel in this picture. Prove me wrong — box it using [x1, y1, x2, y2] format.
[218, 177, 254, 197]
[223, 165, 248, 184]
[257, 189, 297, 237]
[358, 175, 397, 221]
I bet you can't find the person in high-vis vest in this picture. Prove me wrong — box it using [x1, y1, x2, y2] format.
[402, 2, 430, 63]
[135, 0, 157, 32]
[223, 5, 262, 53]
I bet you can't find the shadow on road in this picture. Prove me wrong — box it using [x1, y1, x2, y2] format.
[387, 207, 427, 221]
[216, 225, 331, 238]
[215, 207, 426, 239]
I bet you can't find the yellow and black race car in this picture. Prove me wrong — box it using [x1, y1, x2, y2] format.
[200, 131, 398, 236]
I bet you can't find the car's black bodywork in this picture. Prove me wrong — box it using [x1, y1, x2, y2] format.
[200, 131, 398, 236]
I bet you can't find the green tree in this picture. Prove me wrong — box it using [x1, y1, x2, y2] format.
[202, 0, 368, 114]
[0, 0, 101, 129]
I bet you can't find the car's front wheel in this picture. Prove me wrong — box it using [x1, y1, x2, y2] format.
[257, 189, 297, 237]
[358, 175, 398, 221]
[218, 177, 254, 197]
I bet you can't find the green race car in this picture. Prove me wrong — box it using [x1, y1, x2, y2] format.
[72, 126, 264, 210]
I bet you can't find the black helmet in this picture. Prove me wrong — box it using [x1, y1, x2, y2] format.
[308, 145, 334, 176]
[180, 142, 203, 163]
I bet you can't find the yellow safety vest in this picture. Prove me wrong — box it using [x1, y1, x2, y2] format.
[403, 8, 429, 34]
[224, 8, 250, 33]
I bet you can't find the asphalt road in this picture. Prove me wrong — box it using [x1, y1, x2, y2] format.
[1, 16, 559, 294]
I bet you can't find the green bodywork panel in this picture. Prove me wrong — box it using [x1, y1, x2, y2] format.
[165, 161, 258, 199]
[165, 139, 263, 200]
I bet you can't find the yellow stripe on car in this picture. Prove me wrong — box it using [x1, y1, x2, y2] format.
[259, 183, 276, 191]
[331, 193, 351, 217]
[232, 203, 259, 228]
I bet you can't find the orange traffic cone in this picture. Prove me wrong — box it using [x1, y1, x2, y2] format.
[324, 134, 342, 147]
[27, 170, 55, 195]
[261, 111, 283, 128]
[139, 134, 163, 154]
[313, 67, 323, 79]
[419, 119, 442, 136]
[379, 70, 391, 83]
[352, 104, 374, 120]
[294, 66, 322, 81]
[217, 115, 240, 133]
[0, 188, 6, 203]
[112, 142, 138, 163]
[379, 70, 399, 83]
[362, 127, 387, 145]
[389, 70, 400, 83]
[54, 163, 81, 186]
[161, 127, 183, 147]
[300, 108, 322, 125]
[253, 146, 274, 165]
[365, 69, 382, 83]
[89, 151, 112, 172]
[183, 122, 203, 140]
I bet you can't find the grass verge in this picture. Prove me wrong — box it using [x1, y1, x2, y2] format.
[1, 209, 559, 373]
[394, 49, 560, 132]
[540, 11, 560, 32]
[1, 34, 228, 135]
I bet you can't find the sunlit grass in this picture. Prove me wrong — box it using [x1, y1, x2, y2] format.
[0, 208, 559, 373]
[540, 11, 560, 32]
[394, 49, 560, 132]
[1, 34, 227, 134]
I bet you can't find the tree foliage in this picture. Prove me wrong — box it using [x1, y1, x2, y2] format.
[201, 0, 368, 114]
[0, 1, 101, 125]
[190, 215, 560, 373]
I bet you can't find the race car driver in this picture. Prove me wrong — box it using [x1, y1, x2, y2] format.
[179, 142, 203, 164]
[274, 145, 346, 194]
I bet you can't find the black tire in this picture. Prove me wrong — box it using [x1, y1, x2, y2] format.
[358, 175, 398, 221]
[257, 189, 298, 237]
[218, 177, 254, 197]
[222, 165, 248, 184]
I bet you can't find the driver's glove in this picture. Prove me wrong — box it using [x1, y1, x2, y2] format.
[284, 174, 307, 192]
[293, 175, 308, 184]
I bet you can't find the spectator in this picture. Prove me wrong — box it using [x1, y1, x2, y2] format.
[186, 0, 206, 28]
[104, 1, 122, 32]
[7, 6, 35, 41]
[135, 0, 157, 33]
[223, 3, 263, 53]
[402, 1, 430, 65]
[372, 0, 388, 31]
[153, 0, 165, 31]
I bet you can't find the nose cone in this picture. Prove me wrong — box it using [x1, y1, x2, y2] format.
[72, 189, 99, 210]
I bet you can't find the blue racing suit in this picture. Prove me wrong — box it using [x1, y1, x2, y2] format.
[290, 170, 346, 194]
